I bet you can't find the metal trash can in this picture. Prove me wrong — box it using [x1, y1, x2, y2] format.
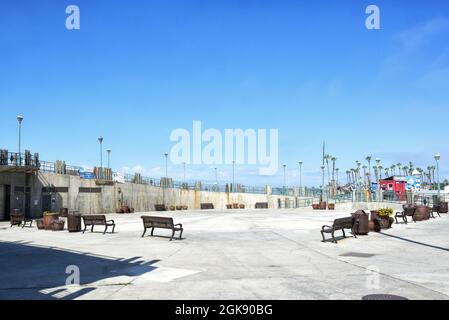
[352, 210, 369, 235]
[67, 212, 82, 232]
[439, 202, 448, 214]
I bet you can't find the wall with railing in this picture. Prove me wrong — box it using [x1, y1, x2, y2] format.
[3, 149, 446, 206]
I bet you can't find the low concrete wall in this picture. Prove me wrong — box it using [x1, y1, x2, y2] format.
[0, 171, 299, 218]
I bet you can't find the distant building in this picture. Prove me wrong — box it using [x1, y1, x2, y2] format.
[379, 176, 407, 195]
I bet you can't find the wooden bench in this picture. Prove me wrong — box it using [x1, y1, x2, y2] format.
[200, 203, 214, 210]
[141, 216, 183, 241]
[431, 205, 442, 219]
[255, 202, 268, 209]
[395, 205, 416, 224]
[82, 215, 115, 234]
[10, 213, 33, 228]
[321, 216, 356, 243]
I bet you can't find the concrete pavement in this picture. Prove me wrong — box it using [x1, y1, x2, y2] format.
[0, 208, 448, 300]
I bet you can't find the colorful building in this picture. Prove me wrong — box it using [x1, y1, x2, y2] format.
[379, 176, 407, 195]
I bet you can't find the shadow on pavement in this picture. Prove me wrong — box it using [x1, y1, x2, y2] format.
[0, 240, 159, 300]
[379, 232, 449, 252]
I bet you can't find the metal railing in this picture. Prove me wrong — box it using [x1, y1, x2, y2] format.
[0, 150, 40, 168]
[3, 148, 446, 201]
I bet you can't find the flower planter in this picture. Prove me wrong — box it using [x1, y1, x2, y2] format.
[176, 206, 183, 211]
[226, 204, 232, 209]
[51, 220, 65, 231]
[312, 204, 319, 210]
[121, 206, 130, 214]
[319, 202, 327, 210]
[182, 206, 188, 210]
[233, 203, 239, 209]
[378, 216, 394, 229]
[414, 205, 430, 221]
[36, 219, 45, 230]
[328, 203, 335, 210]
[169, 206, 176, 211]
[43, 213, 60, 230]
[239, 204, 245, 209]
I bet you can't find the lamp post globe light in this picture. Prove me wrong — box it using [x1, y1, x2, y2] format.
[17, 115, 24, 165]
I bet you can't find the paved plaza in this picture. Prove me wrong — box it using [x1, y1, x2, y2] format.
[0, 209, 448, 300]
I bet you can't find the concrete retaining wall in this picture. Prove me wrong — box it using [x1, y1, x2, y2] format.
[0, 171, 299, 218]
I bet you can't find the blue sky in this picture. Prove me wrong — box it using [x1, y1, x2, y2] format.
[1, 0, 449, 186]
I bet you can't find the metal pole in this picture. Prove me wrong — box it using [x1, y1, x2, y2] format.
[107, 149, 111, 168]
[283, 164, 287, 195]
[299, 161, 303, 194]
[165, 152, 168, 178]
[183, 162, 186, 184]
[232, 160, 235, 193]
[321, 165, 325, 202]
[17, 115, 23, 166]
[98, 136, 103, 179]
[435, 154, 441, 200]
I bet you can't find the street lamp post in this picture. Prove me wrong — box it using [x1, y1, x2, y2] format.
[435, 154, 441, 200]
[298, 161, 303, 196]
[232, 160, 236, 193]
[214, 167, 218, 191]
[321, 165, 325, 203]
[98, 136, 103, 179]
[17, 115, 23, 165]
[164, 152, 169, 178]
[182, 162, 186, 184]
[375, 158, 381, 202]
[106, 149, 111, 169]
[283, 164, 287, 195]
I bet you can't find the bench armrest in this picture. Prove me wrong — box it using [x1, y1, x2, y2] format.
[106, 219, 115, 224]
[321, 225, 332, 230]
[174, 223, 183, 228]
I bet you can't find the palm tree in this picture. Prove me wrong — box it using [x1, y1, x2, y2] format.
[397, 163, 402, 175]
[378, 165, 384, 179]
[335, 168, 340, 186]
[431, 166, 436, 189]
[365, 156, 372, 181]
[427, 166, 432, 186]
[346, 170, 351, 184]
[331, 156, 337, 187]
[385, 167, 390, 177]
[362, 165, 367, 186]
[409, 162, 414, 175]
[402, 166, 408, 176]
[324, 154, 331, 186]
[390, 164, 396, 176]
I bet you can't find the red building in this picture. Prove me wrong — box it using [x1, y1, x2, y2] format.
[379, 176, 406, 195]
